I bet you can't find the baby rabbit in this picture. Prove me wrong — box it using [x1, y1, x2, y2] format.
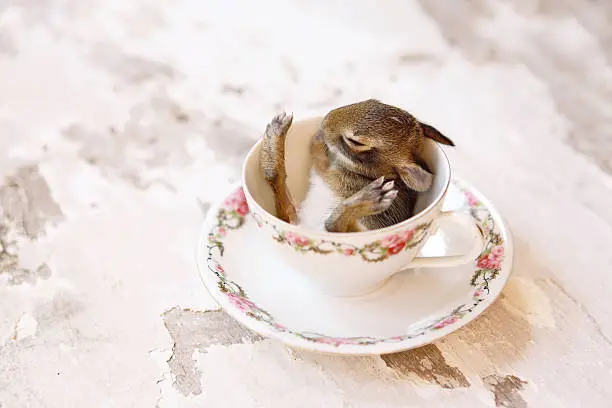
[259, 99, 454, 233]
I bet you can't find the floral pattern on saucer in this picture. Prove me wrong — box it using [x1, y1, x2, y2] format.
[204, 181, 506, 347]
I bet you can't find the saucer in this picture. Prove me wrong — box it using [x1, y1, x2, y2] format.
[196, 178, 513, 355]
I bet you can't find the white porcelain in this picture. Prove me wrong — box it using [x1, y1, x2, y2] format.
[242, 116, 485, 297]
[197, 178, 513, 355]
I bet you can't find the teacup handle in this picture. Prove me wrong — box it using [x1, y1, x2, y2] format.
[406, 211, 485, 269]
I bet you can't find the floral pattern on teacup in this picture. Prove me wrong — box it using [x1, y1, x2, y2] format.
[208, 187, 249, 249]
[268, 222, 432, 263]
[204, 182, 506, 347]
[223, 187, 249, 216]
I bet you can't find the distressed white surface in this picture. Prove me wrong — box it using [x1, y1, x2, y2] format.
[13, 313, 37, 340]
[0, 0, 611, 407]
[501, 277, 555, 329]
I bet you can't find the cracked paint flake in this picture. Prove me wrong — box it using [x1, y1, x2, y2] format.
[381, 344, 470, 389]
[0, 165, 63, 239]
[483, 374, 528, 408]
[0, 165, 61, 284]
[12, 313, 38, 341]
[162, 307, 263, 396]
[1, 261, 52, 285]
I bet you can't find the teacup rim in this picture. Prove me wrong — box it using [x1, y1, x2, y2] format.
[241, 119, 452, 238]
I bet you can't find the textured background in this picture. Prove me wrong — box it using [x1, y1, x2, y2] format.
[1, 1, 611, 407]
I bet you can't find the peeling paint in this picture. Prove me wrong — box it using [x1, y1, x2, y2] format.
[1, 262, 52, 285]
[483, 374, 527, 408]
[162, 308, 263, 396]
[13, 314, 38, 341]
[61, 94, 204, 190]
[381, 344, 470, 389]
[2, 0, 612, 406]
[60, 94, 254, 191]
[437, 300, 534, 372]
[0, 165, 60, 284]
[0, 221, 20, 280]
[0, 165, 63, 239]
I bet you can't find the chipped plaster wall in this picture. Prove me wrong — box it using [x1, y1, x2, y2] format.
[1, 0, 611, 407]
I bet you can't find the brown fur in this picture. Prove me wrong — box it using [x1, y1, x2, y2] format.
[259, 99, 454, 232]
[259, 112, 298, 224]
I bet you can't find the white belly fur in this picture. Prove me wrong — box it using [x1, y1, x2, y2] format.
[297, 169, 341, 232]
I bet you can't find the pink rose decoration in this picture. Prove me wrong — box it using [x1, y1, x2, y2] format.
[382, 231, 412, 254]
[285, 232, 298, 245]
[295, 235, 310, 246]
[215, 263, 225, 274]
[236, 202, 249, 216]
[491, 245, 504, 257]
[477, 253, 500, 270]
[285, 232, 310, 247]
[387, 242, 406, 255]
[272, 323, 287, 331]
[234, 188, 246, 201]
[477, 256, 489, 269]
[399, 229, 415, 242]
[316, 337, 345, 346]
[380, 231, 414, 249]
[217, 227, 227, 237]
[487, 258, 500, 270]
[473, 289, 485, 298]
[434, 315, 458, 329]
[381, 234, 401, 248]
[227, 293, 256, 313]
[485, 253, 500, 269]
[343, 248, 355, 256]
[466, 192, 478, 206]
[223, 188, 249, 215]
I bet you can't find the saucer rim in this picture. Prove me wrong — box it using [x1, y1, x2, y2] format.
[195, 177, 514, 355]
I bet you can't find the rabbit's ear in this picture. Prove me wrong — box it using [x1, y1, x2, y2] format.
[419, 122, 455, 146]
[397, 163, 433, 192]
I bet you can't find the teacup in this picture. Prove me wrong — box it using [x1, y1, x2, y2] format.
[242, 116, 484, 297]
